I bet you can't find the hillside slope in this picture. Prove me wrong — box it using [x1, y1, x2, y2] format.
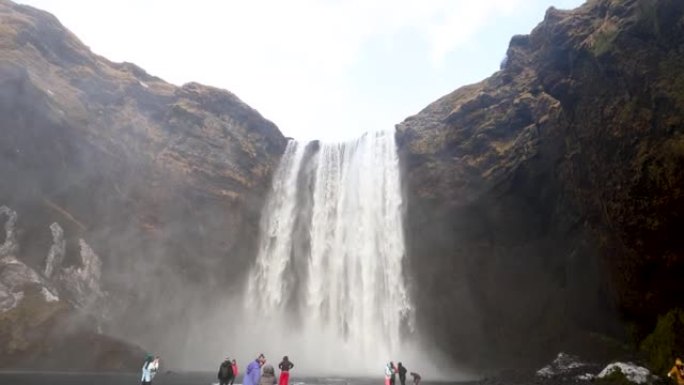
[0, 0, 286, 369]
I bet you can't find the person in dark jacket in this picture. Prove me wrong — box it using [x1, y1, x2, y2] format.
[390, 362, 397, 385]
[278, 356, 294, 385]
[410, 372, 421, 385]
[397, 363, 407, 385]
[218, 357, 235, 385]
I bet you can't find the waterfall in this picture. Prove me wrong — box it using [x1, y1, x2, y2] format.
[245, 131, 413, 374]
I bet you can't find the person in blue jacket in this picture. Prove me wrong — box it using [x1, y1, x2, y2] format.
[244, 354, 265, 385]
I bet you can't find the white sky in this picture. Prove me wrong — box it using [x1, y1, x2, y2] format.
[17, 0, 585, 142]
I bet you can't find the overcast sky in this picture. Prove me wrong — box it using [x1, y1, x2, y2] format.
[18, 0, 585, 142]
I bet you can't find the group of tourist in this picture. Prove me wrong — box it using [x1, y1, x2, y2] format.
[139, 353, 294, 385]
[385, 362, 420, 385]
[141, 354, 423, 385]
[240, 354, 295, 385]
[138, 354, 684, 385]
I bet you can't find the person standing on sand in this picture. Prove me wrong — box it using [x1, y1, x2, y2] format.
[385, 362, 394, 385]
[141, 354, 159, 385]
[231, 359, 239, 385]
[390, 362, 397, 385]
[397, 363, 407, 385]
[668, 358, 684, 385]
[245, 354, 265, 385]
[278, 356, 294, 385]
[410, 372, 421, 385]
[260, 364, 278, 385]
[218, 357, 235, 385]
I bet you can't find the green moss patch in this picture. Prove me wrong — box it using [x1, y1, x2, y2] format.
[597, 367, 635, 385]
[641, 308, 684, 374]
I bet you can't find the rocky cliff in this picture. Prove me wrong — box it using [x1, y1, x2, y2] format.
[397, 0, 684, 369]
[0, 0, 286, 369]
[3, 0, 683, 374]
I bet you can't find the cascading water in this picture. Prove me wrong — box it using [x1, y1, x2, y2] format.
[245, 131, 414, 375]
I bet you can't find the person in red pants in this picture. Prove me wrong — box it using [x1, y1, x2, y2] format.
[278, 356, 294, 385]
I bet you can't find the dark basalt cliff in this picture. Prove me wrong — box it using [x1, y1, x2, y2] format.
[397, 0, 684, 369]
[0, 0, 286, 369]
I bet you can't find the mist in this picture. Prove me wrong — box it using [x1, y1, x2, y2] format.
[174, 294, 471, 380]
[162, 132, 473, 380]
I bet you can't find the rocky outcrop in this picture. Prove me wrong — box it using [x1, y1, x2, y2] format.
[0, 286, 145, 371]
[58, 239, 105, 310]
[397, 0, 684, 369]
[0, 205, 18, 257]
[43, 222, 64, 279]
[0, 206, 141, 371]
[0, 0, 286, 369]
[0, 206, 55, 311]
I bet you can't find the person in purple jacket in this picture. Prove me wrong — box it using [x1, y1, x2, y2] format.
[244, 354, 265, 385]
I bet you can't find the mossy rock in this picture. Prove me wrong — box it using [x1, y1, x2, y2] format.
[592, 28, 619, 56]
[597, 368, 636, 385]
[641, 308, 684, 374]
[0, 286, 68, 356]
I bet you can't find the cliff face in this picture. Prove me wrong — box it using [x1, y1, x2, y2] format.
[0, 0, 286, 369]
[3, 0, 683, 373]
[397, 0, 684, 368]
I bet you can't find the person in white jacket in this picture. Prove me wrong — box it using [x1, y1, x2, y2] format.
[384, 362, 395, 385]
[141, 355, 160, 385]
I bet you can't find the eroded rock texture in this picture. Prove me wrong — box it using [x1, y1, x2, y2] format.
[397, 0, 684, 368]
[0, 0, 286, 369]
